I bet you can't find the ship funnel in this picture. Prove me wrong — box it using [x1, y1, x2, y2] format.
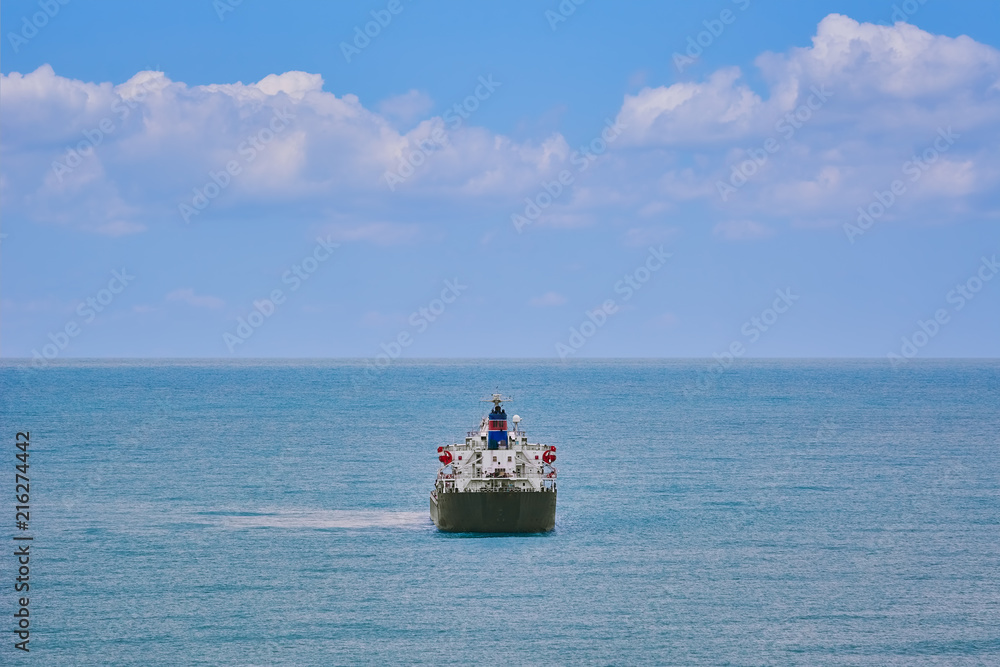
[487, 402, 508, 450]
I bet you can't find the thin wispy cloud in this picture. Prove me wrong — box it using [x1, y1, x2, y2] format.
[712, 220, 774, 241]
[165, 288, 224, 309]
[530, 292, 567, 307]
[322, 222, 421, 245]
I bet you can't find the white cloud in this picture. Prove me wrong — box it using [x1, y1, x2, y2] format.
[609, 14, 1000, 227]
[321, 221, 421, 245]
[621, 15, 1000, 147]
[650, 312, 678, 329]
[251, 71, 324, 100]
[0, 66, 564, 233]
[712, 220, 775, 241]
[624, 225, 681, 247]
[2, 14, 999, 236]
[618, 67, 766, 146]
[529, 292, 567, 307]
[360, 310, 404, 327]
[756, 14, 1000, 105]
[166, 288, 224, 309]
[378, 89, 435, 126]
[93, 220, 147, 237]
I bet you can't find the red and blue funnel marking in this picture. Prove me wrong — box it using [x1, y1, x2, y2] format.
[487, 405, 508, 450]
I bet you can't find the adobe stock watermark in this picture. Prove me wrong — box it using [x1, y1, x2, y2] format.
[213, 0, 244, 21]
[809, 417, 839, 446]
[179, 107, 295, 223]
[383, 75, 501, 191]
[887, 254, 998, 366]
[843, 126, 958, 244]
[223, 236, 339, 352]
[51, 73, 160, 182]
[876, 0, 931, 27]
[545, 0, 587, 31]
[340, 0, 412, 63]
[363, 278, 468, 374]
[61, 391, 175, 512]
[6, 0, 71, 54]
[684, 287, 800, 397]
[717, 84, 832, 201]
[673, 0, 752, 73]
[512, 117, 626, 233]
[556, 245, 672, 358]
[30, 267, 135, 368]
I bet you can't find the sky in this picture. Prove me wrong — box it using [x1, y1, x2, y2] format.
[2, 0, 999, 360]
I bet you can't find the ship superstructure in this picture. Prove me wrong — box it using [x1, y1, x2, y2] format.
[430, 394, 556, 532]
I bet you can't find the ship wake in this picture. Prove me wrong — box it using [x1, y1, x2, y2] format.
[213, 509, 429, 530]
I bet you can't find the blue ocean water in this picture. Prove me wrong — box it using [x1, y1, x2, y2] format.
[1, 359, 998, 665]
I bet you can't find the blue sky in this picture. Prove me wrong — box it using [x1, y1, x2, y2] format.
[2, 0, 999, 360]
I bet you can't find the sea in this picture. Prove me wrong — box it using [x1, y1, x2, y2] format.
[0, 359, 998, 665]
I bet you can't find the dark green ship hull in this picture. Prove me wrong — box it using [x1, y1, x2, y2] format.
[430, 490, 556, 533]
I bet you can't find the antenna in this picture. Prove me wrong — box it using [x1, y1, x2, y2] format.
[481, 393, 512, 409]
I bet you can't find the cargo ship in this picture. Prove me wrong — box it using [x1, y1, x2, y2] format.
[430, 394, 556, 533]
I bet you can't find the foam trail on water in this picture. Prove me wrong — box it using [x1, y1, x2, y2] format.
[218, 510, 429, 530]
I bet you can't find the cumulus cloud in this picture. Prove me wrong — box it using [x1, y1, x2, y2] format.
[0, 66, 564, 233]
[618, 67, 767, 146]
[377, 89, 435, 126]
[612, 14, 1000, 227]
[2, 14, 999, 237]
[621, 14, 1000, 146]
